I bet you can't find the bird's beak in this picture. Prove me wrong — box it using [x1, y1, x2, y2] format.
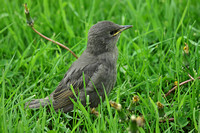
[120, 25, 133, 31]
[113, 25, 133, 36]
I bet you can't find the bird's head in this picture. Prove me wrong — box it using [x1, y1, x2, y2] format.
[86, 21, 132, 55]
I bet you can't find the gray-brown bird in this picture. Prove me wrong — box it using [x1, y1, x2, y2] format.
[26, 21, 132, 113]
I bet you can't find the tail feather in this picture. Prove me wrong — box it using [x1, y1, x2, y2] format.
[25, 92, 74, 113]
[25, 97, 51, 109]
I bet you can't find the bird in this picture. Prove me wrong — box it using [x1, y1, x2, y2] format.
[25, 21, 132, 113]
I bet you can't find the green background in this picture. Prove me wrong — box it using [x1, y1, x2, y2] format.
[0, 0, 200, 132]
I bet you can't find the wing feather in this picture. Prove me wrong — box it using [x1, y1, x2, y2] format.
[51, 61, 101, 111]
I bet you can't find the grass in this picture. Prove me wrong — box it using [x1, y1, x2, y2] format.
[0, 0, 200, 132]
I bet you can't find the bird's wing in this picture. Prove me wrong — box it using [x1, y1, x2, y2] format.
[52, 60, 102, 110]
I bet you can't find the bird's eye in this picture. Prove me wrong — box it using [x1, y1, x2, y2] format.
[110, 30, 119, 36]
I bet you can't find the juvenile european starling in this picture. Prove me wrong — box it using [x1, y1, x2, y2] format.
[26, 21, 132, 113]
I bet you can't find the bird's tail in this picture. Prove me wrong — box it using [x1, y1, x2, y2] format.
[25, 96, 52, 109]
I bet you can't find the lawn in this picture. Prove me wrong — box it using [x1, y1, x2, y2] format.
[0, 0, 200, 132]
